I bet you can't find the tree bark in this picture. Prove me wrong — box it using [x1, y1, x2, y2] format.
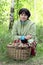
[9, 0, 15, 29]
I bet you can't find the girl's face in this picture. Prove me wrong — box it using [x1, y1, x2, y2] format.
[19, 12, 28, 22]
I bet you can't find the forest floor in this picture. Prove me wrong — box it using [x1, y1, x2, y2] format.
[0, 56, 43, 65]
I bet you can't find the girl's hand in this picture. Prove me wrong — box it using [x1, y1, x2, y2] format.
[25, 35, 32, 40]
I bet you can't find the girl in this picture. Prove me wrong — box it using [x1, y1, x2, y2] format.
[11, 8, 37, 56]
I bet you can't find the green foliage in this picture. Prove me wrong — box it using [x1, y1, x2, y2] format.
[0, 0, 11, 24]
[14, 0, 23, 20]
[36, 24, 43, 43]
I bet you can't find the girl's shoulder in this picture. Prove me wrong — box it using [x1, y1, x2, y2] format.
[28, 19, 35, 25]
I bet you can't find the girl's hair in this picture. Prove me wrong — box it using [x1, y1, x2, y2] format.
[19, 8, 31, 18]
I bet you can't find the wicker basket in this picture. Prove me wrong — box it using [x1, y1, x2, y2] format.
[7, 44, 31, 60]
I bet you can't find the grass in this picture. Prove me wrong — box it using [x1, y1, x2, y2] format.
[0, 23, 43, 64]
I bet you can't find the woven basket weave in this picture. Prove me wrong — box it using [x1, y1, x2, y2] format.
[7, 44, 31, 60]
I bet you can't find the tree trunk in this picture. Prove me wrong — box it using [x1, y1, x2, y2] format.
[17, 0, 19, 19]
[9, 0, 15, 29]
